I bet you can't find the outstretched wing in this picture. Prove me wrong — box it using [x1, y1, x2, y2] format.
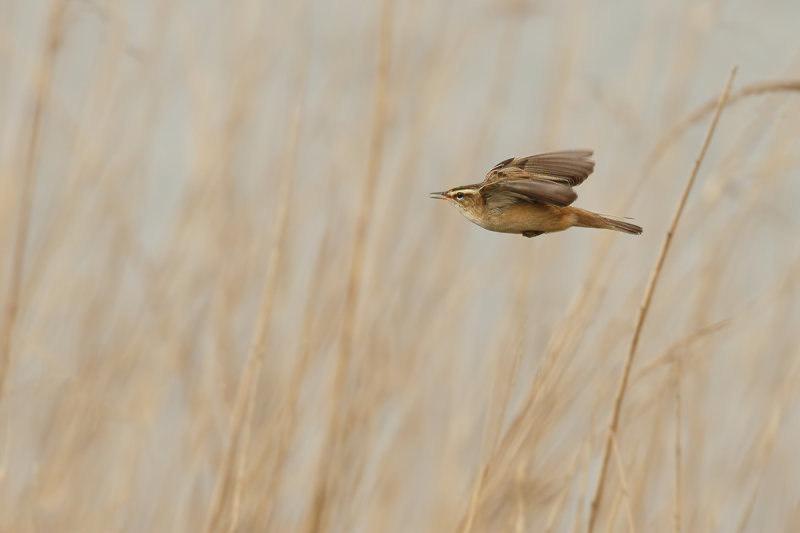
[483, 150, 595, 187]
[480, 178, 578, 208]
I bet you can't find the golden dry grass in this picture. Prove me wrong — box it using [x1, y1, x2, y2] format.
[1, 1, 800, 532]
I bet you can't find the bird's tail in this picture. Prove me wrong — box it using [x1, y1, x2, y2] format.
[568, 207, 643, 235]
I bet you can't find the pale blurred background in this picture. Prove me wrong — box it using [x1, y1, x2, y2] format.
[1, 0, 799, 532]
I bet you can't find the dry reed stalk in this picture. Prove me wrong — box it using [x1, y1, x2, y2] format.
[611, 435, 636, 533]
[226, 357, 262, 533]
[251, 224, 337, 531]
[632, 318, 732, 383]
[368, 0, 455, 264]
[202, 31, 308, 533]
[586, 66, 737, 533]
[463, 19, 523, 167]
[658, 3, 714, 124]
[673, 356, 682, 533]
[602, 492, 623, 533]
[544, 443, 585, 533]
[630, 403, 668, 527]
[572, 440, 592, 533]
[225, 18, 312, 533]
[202, 188, 294, 533]
[0, 0, 67, 399]
[0, 420, 8, 483]
[459, 276, 528, 533]
[483, 263, 611, 494]
[461, 358, 527, 530]
[461, 462, 489, 533]
[7, 12, 164, 320]
[450, 271, 611, 532]
[515, 464, 525, 533]
[611, 79, 800, 216]
[647, 80, 800, 168]
[201, 175, 294, 533]
[734, 337, 800, 533]
[306, 1, 393, 530]
[540, 0, 587, 148]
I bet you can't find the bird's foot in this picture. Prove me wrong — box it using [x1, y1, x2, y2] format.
[522, 231, 543, 238]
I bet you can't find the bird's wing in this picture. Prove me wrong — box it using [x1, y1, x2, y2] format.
[483, 150, 595, 187]
[480, 178, 577, 208]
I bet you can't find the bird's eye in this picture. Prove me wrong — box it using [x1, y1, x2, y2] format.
[456, 192, 464, 199]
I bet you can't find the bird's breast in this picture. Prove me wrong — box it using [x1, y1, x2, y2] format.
[483, 203, 571, 233]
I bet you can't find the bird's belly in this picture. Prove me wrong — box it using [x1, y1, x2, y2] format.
[482, 204, 571, 233]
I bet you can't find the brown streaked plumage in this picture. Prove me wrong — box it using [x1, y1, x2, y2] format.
[430, 150, 642, 238]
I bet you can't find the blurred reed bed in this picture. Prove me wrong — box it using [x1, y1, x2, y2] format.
[0, 1, 799, 532]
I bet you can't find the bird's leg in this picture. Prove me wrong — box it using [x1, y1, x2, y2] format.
[522, 231, 543, 238]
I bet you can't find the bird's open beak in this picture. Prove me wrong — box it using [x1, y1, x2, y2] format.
[429, 192, 447, 200]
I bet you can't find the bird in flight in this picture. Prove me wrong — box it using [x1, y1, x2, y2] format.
[430, 150, 642, 238]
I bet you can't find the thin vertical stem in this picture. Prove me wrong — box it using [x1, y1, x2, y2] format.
[586, 66, 737, 533]
[0, 0, 67, 400]
[306, 1, 394, 531]
[673, 356, 682, 533]
[611, 436, 636, 533]
[202, 13, 309, 533]
[514, 464, 525, 533]
[225, 357, 262, 533]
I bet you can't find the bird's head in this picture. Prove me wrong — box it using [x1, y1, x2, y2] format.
[429, 186, 484, 221]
